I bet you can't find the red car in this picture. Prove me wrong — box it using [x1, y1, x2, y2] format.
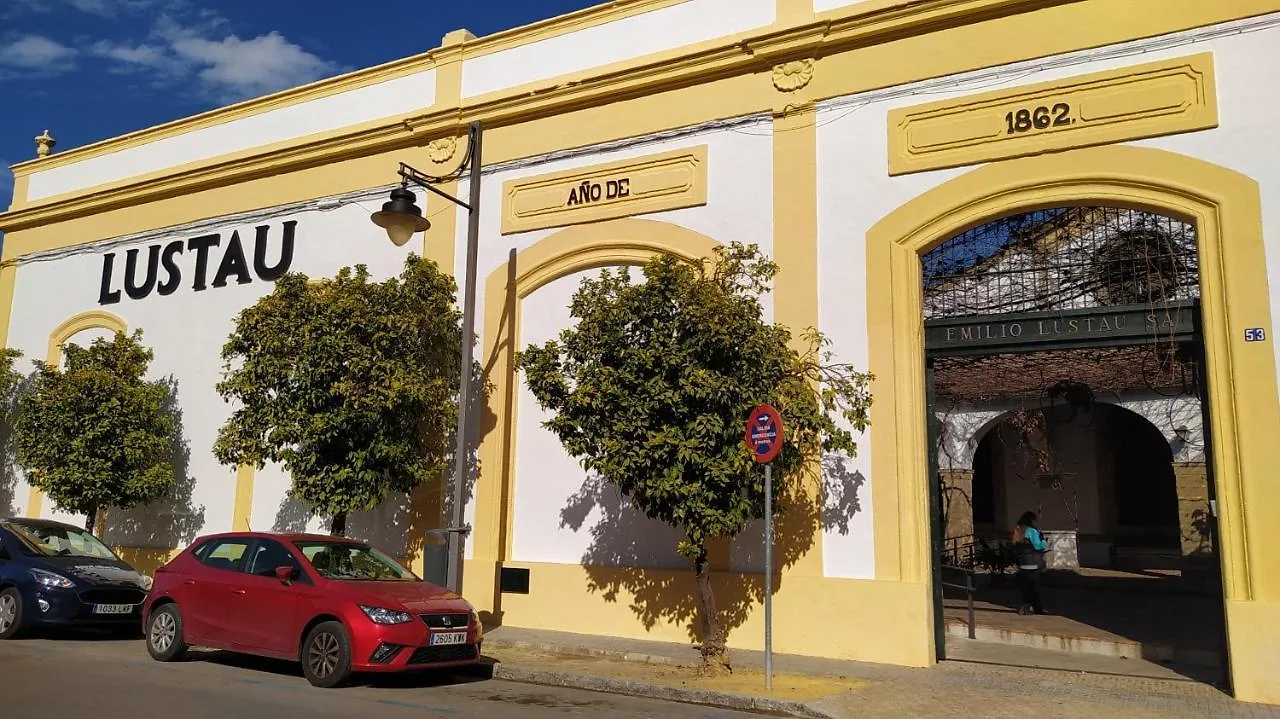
[141, 532, 482, 687]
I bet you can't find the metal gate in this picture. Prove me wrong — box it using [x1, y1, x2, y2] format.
[918, 205, 1225, 680]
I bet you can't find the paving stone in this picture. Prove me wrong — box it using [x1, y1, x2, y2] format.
[483, 626, 1280, 718]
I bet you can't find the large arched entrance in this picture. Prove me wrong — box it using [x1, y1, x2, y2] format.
[865, 146, 1280, 704]
[923, 203, 1225, 683]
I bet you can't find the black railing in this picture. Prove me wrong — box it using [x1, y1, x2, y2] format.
[939, 536, 1018, 640]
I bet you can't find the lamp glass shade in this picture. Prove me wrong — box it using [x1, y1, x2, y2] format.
[371, 186, 431, 246]
[374, 210, 429, 247]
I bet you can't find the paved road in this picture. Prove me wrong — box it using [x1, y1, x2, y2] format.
[0, 631, 763, 719]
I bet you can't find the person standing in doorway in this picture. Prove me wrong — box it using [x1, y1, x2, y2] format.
[1013, 511, 1049, 615]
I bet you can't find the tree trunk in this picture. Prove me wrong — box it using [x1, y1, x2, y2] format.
[330, 512, 347, 537]
[84, 504, 98, 534]
[694, 546, 731, 675]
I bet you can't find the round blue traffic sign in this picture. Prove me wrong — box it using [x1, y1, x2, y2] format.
[745, 405, 784, 464]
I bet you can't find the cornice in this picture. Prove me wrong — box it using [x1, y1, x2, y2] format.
[4, 0, 1273, 235]
[10, 53, 439, 177]
[6, 0, 686, 178]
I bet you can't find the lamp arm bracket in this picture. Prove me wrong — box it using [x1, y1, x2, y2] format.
[399, 122, 481, 184]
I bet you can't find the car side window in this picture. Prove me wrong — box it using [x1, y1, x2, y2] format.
[246, 539, 307, 582]
[195, 539, 253, 573]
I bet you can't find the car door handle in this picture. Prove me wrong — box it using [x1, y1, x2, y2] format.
[183, 579, 196, 586]
[230, 588, 246, 595]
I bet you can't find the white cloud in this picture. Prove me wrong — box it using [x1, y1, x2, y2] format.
[174, 32, 342, 101]
[90, 15, 345, 103]
[0, 35, 78, 70]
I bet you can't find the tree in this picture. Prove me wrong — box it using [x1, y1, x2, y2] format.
[214, 255, 462, 536]
[0, 348, 25, 515]
[15, 331, 174, 534]
[518, 242, 873, 673]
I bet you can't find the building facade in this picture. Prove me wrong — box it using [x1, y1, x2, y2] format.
[3, 0, 1280, 705]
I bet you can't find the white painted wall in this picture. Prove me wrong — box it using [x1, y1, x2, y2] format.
[510, 267, 688, 568]
[461, 0, 775, 99]
[5, 191, 416, 550]
[812, 0, 857, 14]
[458, 119, 776, 562]
[25, 69, 437, 202]
[815, 16, 1280, 580]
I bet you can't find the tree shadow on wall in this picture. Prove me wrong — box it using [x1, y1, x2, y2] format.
[564, 452, 866, 648]
[0, 371, 37, 517]
[273, 494, 312, 533]
[266, 359, 493, 563]
[103, 377, 206, 568]
[407, 359, 493, 566]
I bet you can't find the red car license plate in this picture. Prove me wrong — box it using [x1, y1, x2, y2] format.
[429, 631, 467, 646]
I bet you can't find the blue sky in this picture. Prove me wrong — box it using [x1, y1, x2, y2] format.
[0, 0, 600, 208]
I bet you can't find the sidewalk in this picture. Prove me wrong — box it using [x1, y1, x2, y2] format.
[480, 626, 1280, 718]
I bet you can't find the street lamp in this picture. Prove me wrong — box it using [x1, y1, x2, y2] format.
[371, 121, 483, 595]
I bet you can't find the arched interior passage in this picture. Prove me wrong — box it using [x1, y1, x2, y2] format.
[969, 403, 1184, 562]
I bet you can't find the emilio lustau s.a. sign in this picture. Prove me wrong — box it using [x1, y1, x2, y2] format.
[98, 220, 296, 305]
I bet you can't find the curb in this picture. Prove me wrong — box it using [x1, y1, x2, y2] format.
[484, 637, 675, 665]
[489, 662, 838, 719]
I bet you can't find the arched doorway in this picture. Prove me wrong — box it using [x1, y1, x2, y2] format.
[922, 202, 1225, 684]
[865, 145, 1279, 704]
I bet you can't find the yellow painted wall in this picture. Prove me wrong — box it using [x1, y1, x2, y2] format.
[1, 0, 1279, 706]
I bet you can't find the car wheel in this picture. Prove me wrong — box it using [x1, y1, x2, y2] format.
[301, 621, 352, 688]
[0, 587, 24, 639]
[145, 604, 188, 661]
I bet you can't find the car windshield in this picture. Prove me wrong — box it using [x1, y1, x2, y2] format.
[294, 541, 419, 582]
[8, 523, 118, 560]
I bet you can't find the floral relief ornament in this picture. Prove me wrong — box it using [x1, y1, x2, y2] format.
[773, 59, 815, 92]
[427, 136, 458, 163]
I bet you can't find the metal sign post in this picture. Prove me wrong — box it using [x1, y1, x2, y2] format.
[745, 404, 784, 692]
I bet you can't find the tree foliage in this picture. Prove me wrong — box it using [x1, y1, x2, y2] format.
[214, 255, 462, 535]
[518, 242, 873, 671]
[0, 348, 25, 513]
[15, 331, 175, 533]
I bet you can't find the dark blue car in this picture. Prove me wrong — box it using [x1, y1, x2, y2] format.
[0, 517, 152, 639]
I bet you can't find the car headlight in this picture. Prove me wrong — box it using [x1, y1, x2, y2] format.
[471, 610, 484, 640]
[358, 605, 414, 625]
[137, 575, 154, 591]
[31, 569, 74, 590]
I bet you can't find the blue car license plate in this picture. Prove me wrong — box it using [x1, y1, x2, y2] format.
[93, 604, 133, 615]
[429, 631, 467, 646]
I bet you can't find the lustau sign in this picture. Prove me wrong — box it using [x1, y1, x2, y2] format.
[99, 220, 297, 305]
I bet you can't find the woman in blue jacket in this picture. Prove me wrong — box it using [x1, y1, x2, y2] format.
[1013, 511, 1049, 615]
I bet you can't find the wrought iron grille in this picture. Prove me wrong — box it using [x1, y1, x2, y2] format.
[922, 206, 1200, 320]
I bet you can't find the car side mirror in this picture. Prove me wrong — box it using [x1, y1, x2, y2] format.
[275, 566, 298, 585]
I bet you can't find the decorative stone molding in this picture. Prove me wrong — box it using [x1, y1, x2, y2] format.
[772, 59, 814, 92]
[427, 136, 458, 163]
[34, 129, 56, 158]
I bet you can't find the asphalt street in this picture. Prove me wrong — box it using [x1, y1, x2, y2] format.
[0, 630, 765, 719]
